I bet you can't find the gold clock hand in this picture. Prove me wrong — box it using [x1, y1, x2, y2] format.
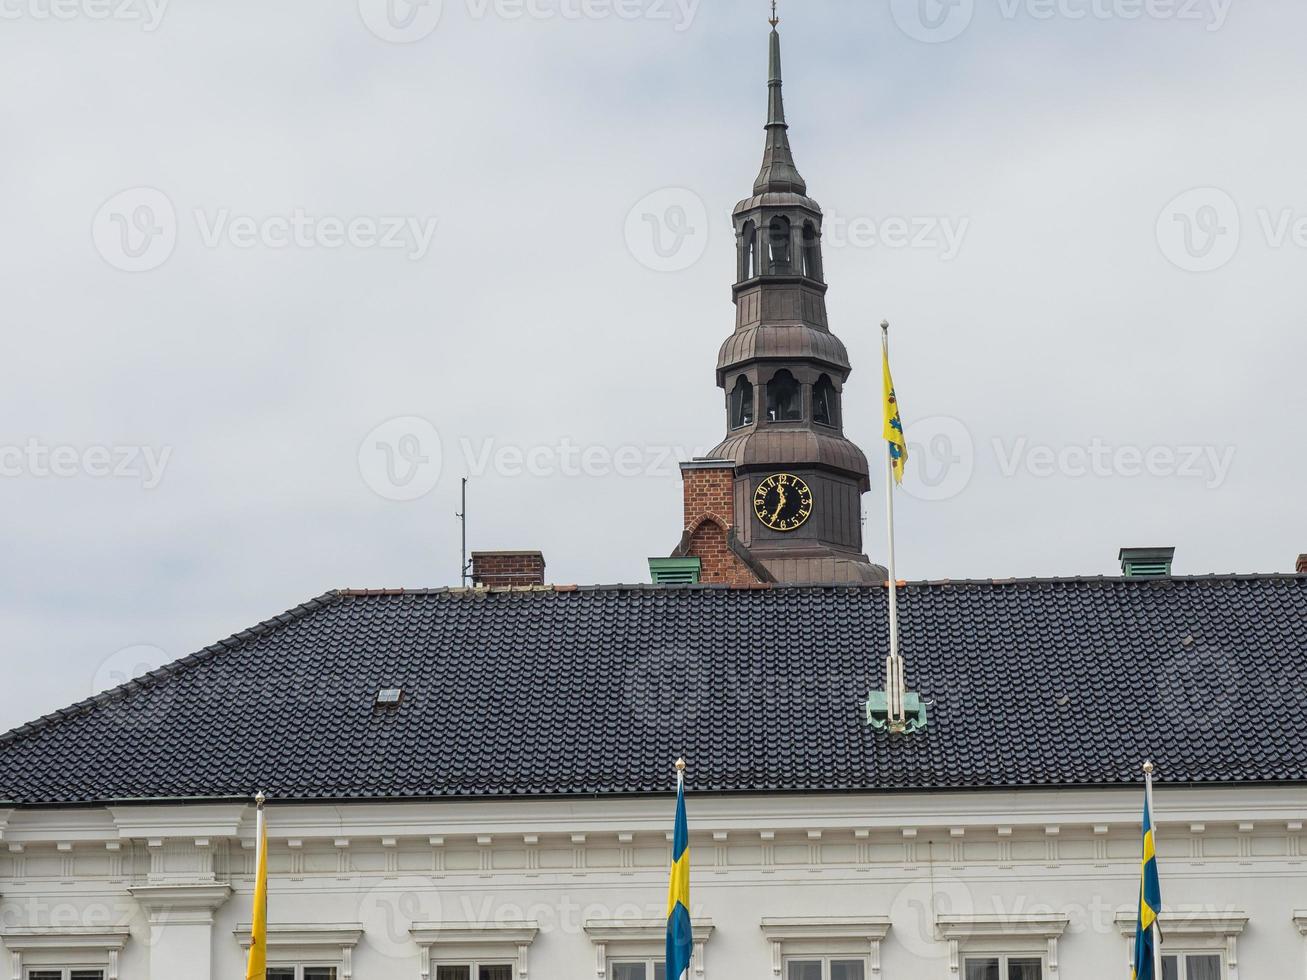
[771, 486, 788, 522]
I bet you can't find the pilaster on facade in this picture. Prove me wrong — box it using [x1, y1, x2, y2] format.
[760, 916, 891, 977]
[585, 918, 714, 978]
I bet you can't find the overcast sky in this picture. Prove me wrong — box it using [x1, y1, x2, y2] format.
[1, 0, 1304, 733]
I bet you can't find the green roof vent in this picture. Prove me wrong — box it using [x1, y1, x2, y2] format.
[1120, 547, 1175, 579]
[866, 690, 928, 734]
[649, 557, 702, 586]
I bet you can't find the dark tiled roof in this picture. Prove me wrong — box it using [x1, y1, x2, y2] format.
[2, 576, 1306, 805]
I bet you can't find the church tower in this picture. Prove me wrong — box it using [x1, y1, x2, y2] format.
[667, 17, 887, 586]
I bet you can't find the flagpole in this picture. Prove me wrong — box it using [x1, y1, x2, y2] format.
[881, 320, 905, 731]
[1145, 761, 1162, 979]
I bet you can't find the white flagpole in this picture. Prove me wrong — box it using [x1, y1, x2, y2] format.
[881, 320, 905, 730]
[1145, 761, 1162, 979]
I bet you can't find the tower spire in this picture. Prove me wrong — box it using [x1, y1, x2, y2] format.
[753, 15, 807, 196]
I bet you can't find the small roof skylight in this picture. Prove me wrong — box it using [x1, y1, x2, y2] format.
[376, 688, 403, 705]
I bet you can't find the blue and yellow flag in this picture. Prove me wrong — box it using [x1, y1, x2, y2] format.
[665, 767, 692, 980]
[1132, 781, 1163, 980]
[882, 341, 908, 485]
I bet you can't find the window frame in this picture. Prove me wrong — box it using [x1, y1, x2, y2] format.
[759, 917, 890, 977]
[960, 953, 1047, 979]
[24, 971, 107, 980]
[429, 961, 516, 980]
[411, 921, 539, 980]
[608, 958, 667, 980]
[584, 918, 713, 979]
[937, 913, 1069, 979]
[1161, 951, 1225, 980]
[233, 923, 362, 980]
[782, 954, 869, 980]
[1114, 909, 1246, 980]
[266, 968, 340, 980]
[0, 927, 129, 980]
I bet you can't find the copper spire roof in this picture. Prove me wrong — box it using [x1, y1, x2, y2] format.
[753, 24, 808, 196]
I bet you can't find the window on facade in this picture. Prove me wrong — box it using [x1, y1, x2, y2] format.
[786, 959, 865, 980]
[1162, 954, 1221, 980]
[801, 221, 821, 280]
[766, 370, 802, 422]
[813, 374, 837, 427]
[963, 957, 1043, 980]
[27, 973, 105, 980]
[266, 969, 337, 980]
[435, 966, 513, 980]
[730, 376, 755, 428]
[741, 221, 759, 280]
[611, 960, 666, 980]
[768, 216, 792, 272]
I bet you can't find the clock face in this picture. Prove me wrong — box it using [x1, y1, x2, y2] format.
[753, 473, 814, 532]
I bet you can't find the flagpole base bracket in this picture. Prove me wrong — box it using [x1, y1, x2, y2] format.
[865, 690, 928, 734]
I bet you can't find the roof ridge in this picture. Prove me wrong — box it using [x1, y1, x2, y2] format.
[332, 574, 1305, 597]
[0, 590, 345, 749]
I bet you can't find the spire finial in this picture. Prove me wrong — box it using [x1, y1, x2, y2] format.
[752, 10, 807, 196]
[770, 0, 779, 28]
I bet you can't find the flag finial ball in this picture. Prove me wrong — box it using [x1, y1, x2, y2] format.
[1142, 761, 1155, 775]
[674, 757, 686, 773]
[255, 790, 266, 807]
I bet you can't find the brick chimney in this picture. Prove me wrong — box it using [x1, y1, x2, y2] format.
[675, 459, 765, 586]
[1297, 554, 1307, 575]
[471, 551, 546, 588]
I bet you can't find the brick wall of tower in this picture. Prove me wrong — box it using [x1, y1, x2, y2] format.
[680, 462, 764, 586]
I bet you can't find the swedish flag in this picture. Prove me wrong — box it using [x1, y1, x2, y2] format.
[882, 338, 908, 485]
[665, 764, 692, 980]
[1132, 778, 1163, 980]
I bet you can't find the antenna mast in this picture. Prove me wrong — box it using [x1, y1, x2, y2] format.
[457, 477, 471, 586]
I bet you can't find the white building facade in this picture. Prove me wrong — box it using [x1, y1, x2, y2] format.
[2, 786, 1303, 980]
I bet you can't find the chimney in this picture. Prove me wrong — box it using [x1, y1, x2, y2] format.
[1119, 547, 1175, 579]
[471, 551, 546, 588]
[1297, 554, 1307, 575]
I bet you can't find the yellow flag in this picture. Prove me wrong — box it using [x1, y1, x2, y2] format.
[245, 796, 268, 980]
[882, 342, 908, 484]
